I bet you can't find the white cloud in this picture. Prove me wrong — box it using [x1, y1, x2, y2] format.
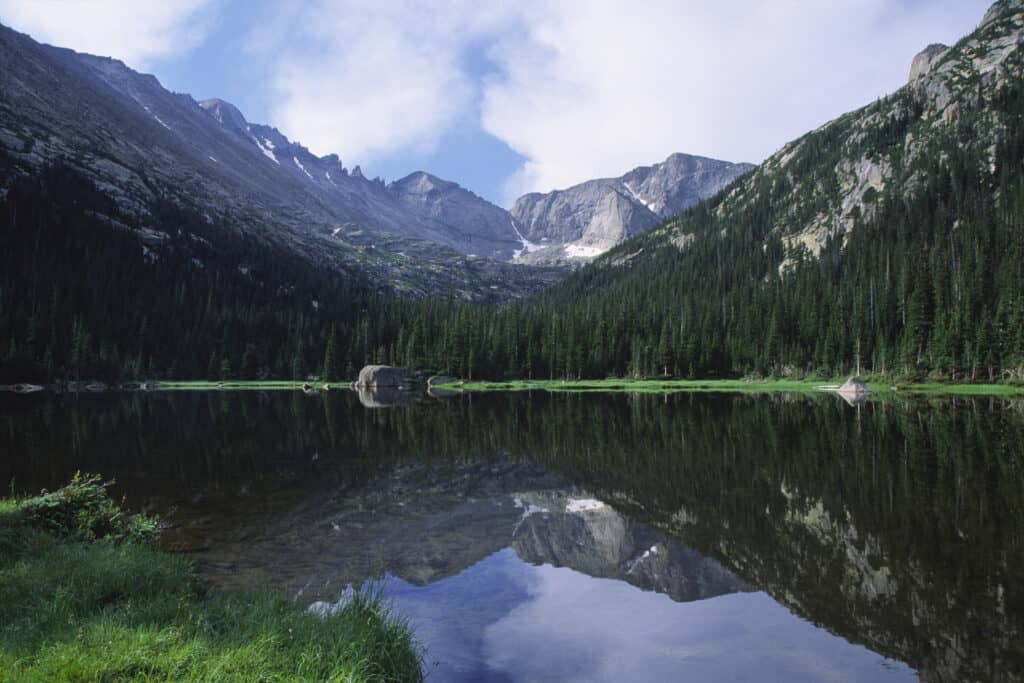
[0, 0, 215, 68]
[256, 0, 989, 200]
[482, 0, 992, 200]
[264, 1, 516, 165]
[480, 566, 916, 681]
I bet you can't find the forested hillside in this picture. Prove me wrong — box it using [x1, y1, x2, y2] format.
[369, 5, 1024, 383]
[2, 2, 1022, 384]
[0, 157, 375, 382]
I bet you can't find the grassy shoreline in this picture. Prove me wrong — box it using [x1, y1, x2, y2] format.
[435, 378, 1024, 397]
[157, 380, 314, 391]
[6, 377, 1024, 397]
[0, 475, 422, 682]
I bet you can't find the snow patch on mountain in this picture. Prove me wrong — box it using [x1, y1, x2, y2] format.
[294, 156, 314, 180]
[254, 137, 279, 163]
[564, 244, 607, 260]
[510, 218, 542, 259]
[141, 104, 171, 131]
[622, 181, 653, 210]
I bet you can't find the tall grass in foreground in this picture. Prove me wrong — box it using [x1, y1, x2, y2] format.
[0, 474, 422, 682]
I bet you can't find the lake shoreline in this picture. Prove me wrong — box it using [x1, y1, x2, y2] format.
[433, 378, 1024, 397]
[0, 476, 423, 681]
[4, 377, 1024, 397]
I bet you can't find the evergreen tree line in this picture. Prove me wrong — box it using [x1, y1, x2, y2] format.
[351, 67, 1024, 382]
[1, 68, 1023, 383]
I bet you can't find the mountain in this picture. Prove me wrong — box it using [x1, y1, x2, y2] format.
[0, 18, 748, 382]
[386, 171, 522, 259]
[409, 0, 1022, 381]
[511, 153, 754, 265]
[0, 23, 562, 303]
[0, 19, 751, 290]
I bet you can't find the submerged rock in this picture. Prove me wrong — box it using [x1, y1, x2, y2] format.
[356, 365, 409, 388]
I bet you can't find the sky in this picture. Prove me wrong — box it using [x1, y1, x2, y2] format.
[0, 0, 994, 206]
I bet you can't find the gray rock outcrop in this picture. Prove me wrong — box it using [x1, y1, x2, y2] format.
[511, 153, 754, 265]
[356, 365, 409, 388]
[908, 44, 949, 82]
[426, 375, 458, 387]
[837, 377, 871, 398]
[387, 172, 521, 260]
[981, 0, 1024, 28]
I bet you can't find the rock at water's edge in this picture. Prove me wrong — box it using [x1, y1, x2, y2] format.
[357, 365, 410, 388]
[838, 377, 871, 396]
[427, 375, 458, 387]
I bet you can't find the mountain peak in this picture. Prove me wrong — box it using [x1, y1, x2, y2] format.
[981, 0, 1024, 28]
[510, 152, 753, 264]
[198, 98, 250, 134]
[390, 171, 456, 195]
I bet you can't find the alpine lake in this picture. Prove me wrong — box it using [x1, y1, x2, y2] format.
[2, 385, 1022, 682]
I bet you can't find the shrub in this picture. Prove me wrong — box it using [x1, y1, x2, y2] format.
[17, 472, 157, 544]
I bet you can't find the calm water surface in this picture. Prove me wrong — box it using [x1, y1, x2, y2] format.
[3, 389, 1023, 682]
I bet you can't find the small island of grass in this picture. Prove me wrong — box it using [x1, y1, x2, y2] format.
[0, 474, 422, 682]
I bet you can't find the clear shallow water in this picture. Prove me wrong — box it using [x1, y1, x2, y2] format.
[3, 389, 1023, 681]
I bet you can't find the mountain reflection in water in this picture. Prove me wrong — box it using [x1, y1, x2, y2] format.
[2, 389, 1022, 682]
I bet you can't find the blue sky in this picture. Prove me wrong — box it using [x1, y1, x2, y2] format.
[0, 0, 994, 206]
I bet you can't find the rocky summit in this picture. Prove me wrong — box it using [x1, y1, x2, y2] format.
[510, 153, 754, 266]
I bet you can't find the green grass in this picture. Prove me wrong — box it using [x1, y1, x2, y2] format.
[0, 476, 423, 682]
[157, 380, 305, 390]
[157, 380, 342, 391]
[890, 382, 1024, 396]
[436, 378, 1024, 397]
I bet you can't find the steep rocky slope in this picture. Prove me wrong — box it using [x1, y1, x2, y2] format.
[387, 171, 521, 259]
[512, 153, 754, 265]
[610, 0, 1023, 272]
[0, 24, 560, 302]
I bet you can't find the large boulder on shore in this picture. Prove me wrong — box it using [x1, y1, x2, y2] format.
[837, 376, 871, 397]
[357, 365, 410, 388]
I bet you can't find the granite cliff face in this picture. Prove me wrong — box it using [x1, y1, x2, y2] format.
[511, 153, 754, 265]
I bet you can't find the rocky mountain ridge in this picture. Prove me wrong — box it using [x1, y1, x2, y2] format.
[0, 21, 754, 282]
[512, 153, 754, 265]
[604, 0, 1024, 274]
[0, 24, 560, 302]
